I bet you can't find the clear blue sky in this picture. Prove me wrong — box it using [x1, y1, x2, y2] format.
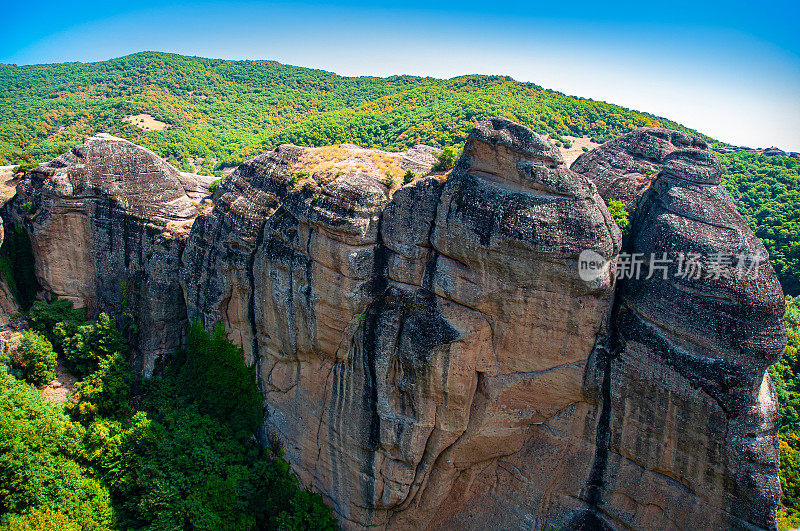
[2, 0, 799, 150]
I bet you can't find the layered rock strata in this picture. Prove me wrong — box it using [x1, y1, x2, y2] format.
[5, 133, 214, 374]
[575, 128, 785, 529]
[180, 119, 622, 528]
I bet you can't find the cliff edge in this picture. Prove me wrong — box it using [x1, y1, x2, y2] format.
[3, 120, 786, 529]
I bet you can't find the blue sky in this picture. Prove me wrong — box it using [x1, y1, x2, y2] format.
[1, 0, 799, 150]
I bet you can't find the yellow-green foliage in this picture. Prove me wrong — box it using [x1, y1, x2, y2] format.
[13, 331, 56, 386]
[0, 374, 115, 530]
[606, 199, 630, 236]
[768, 296, 800, 527]
[0, 52, 701, 169]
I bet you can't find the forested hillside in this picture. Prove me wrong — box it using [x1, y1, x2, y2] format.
[0, 51, 698, 170]
[721, 153, 800, 296]
[0, 51, 796, 296]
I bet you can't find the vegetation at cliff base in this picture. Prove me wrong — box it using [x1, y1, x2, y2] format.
[12, 330, 56, 386]
[0, 301, 337, 530]
[767, 296, 800, 528]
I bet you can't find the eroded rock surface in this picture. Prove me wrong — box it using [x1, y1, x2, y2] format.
[571, 127, 719, 208]
[180, 119, 623, 528]
[4, 120, 787, 529]
[589, 138, 786, 529]
[5, 133, 214, 374]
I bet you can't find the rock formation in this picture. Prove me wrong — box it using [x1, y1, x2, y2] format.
[571, 127, 719, 208]
[3, 120, 787, 529]
[5, 133, 214, 374]
[573, 128, 785, 528]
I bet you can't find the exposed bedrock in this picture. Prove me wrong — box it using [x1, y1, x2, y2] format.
[180, 118, 623, 528]
[571, 127, 720, 209]
[5, 133, 214, 375]
[5, 118, 787, 529]
[591, 135, 786, 529]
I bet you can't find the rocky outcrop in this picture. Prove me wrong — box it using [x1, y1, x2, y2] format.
[575, 128, 786, 529]
[570, 127, 719, 208]
[5, 133, 214, 375]
[4, 120, 787, 529]
[180, 119, 623, 528]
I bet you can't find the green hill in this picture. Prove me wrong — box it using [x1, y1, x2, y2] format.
[0, 51, 796, 296]
[0, 51, 701, 169]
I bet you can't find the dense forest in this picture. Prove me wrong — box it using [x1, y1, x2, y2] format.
[769, 296, 800, 528]
[0, 298, 336, 530]
[0, 52, 699, 171]
[720, 152, 800, 296]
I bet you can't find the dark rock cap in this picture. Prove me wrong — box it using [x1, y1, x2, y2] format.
[572, 127, 722, 207]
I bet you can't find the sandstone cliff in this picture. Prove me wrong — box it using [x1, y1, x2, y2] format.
[573, 128, 785, 528]
[3, 121, 787, 529]
[5, 133, 214, 374]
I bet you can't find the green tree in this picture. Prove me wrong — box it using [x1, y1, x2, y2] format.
[432, 146, 457, 172]
[62, 313, 126, 378]
[179, 322, 263, 438]
[13, 331, 56, 386]
[0, 374, 115, 530]
[26, 297, 87, 352]
[68, 352, 133, 422]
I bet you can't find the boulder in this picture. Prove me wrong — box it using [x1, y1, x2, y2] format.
[571, 127, 719, 208]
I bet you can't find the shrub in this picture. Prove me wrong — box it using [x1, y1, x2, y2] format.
[607, 199, 630, 236]
[289, 170, 309, 187]
[403, 170, 416, 185]
[383, 170, 396, 188]
[68, 352, 133, 422]
[13, 330, 56, 386]
[582, 146, 589, 152]
[11, 162, 37, 176]
[0, 508, 81, 531]
[208, 178, 222, 194]
[27, 298, 87, 352]
[62, 313, 126, 378]
[432, 147, 457, 172]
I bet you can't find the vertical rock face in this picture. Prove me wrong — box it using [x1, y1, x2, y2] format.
[571, 127, 785, 529]
[6, 120, 787, 529]
[5, 133, 213, 374]
[596, 141, 784, 529]
[180, 119, 622, 528]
